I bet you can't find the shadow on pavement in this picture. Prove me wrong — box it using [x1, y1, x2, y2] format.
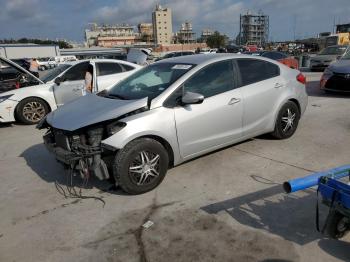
[0, 123, 14, 128]
[201, 184, 326, 245]
[318, 238, 350, 261]
[201, 181, 350, 260]
[20, 143, 125, 195]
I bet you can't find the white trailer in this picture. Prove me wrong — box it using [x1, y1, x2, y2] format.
[0, 44, 60, 59]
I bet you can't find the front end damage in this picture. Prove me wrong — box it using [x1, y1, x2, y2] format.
[43, 124, 117, 180]
[37, 94, 149, 182]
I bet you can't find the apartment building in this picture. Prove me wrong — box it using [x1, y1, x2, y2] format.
[239, 11, 269, 46]
[152, 4, 173, 45]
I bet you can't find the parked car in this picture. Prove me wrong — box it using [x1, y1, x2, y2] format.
[48, 56, 78, 68]
[38, 54, 308, 194]
[155, 51, 195, 61]
[200, 48, 217, 54]
[37, 57, 51, 71]
[320, 50, 350, 93]
[11, 58, 30, 71]
[0, 58, 141, 124]
[1, 57, 47, 93]
[244, 51, 299, 69]
[310, 45, 349, 71]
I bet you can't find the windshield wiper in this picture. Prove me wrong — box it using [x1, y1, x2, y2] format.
[107, 93, 127, 100]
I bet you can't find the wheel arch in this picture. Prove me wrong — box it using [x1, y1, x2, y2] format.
[288, 98, 301, 114]
[128, 135, 175, 168]
[14, 96, 52, 120]
[271, 96, 301, 131]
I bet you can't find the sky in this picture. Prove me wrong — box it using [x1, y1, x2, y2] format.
[0, 0, 349, 42]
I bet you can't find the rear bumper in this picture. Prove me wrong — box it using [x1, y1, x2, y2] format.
[310, 65, 328, 71]
[322, 74, 350, 92]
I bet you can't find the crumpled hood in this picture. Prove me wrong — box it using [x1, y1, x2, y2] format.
[310, 54, 338, 62]
[329, 59, 350, 74]
[46, 94, 148, 131]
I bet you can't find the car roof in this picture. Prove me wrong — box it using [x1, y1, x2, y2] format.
[155, 53, 271, 65]
[65, 59, 141, 67]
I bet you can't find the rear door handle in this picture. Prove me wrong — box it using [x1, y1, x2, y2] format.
[228, 98, 241, 105]
[274, 83, 284, 88]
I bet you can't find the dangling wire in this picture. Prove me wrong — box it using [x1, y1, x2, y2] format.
[54, 159, 105, 207]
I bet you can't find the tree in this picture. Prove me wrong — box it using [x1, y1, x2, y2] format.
[0, 38, 72, 49]
[206, 31, 228, 48]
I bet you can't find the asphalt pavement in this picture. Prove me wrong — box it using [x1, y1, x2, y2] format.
[0, 72, 349, 262]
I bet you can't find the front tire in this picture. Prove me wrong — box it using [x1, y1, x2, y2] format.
[16, 97, 49, 125]
[113, 138, 169, 194]
[271, 101, 300, 139]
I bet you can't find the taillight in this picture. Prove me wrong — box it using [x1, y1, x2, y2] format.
[296, 73, 306, 85]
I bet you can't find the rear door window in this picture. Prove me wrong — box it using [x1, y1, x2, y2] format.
[97, 62, 123, 76]
[236, 59, 280, 86]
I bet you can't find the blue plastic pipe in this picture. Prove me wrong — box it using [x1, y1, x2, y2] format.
[283, 164, 350, 193]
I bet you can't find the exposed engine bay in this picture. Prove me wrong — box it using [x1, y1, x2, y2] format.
[43, 121, 126, 181]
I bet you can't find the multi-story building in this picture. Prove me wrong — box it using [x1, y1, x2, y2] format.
[176, 22, 196, 44]
[138, 23, 154, 43]
[85, 23, 140, 47]
[200, 28, 214, 42]
[152, 4, 173, 45]
[239, 11, 269, 46]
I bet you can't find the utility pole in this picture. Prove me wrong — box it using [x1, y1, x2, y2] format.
[292, 15, 297, 41]
[239, 14, 241, 46]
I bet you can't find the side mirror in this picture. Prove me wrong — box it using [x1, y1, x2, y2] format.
[54, 76, 63, 85]
[181, 91, 204, 105]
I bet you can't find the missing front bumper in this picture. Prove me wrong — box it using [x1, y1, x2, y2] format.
[43, 132, 110, 180]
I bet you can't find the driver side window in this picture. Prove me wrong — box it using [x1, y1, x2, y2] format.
[62, 62, 89, 81]
[183, 60, 234, 98]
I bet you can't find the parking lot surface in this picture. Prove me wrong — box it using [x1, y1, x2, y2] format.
[0, 72, 349, 262]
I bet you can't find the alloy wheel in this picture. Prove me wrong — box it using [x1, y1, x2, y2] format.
[281, 108, 296, 133]
[22, 101, 45, 122]
[129, 151, 160, 186]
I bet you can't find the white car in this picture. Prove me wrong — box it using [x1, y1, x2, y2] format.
[0, 57, 141, 124]
[37, 58, 51, 71]
[48, 56, 78, 68]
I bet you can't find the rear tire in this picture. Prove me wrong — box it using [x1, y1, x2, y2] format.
[16, 97, 49, 125]
[113, 138, 169, 194]
[271, 101, 300, 139]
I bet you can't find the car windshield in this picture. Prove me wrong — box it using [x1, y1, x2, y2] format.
[39, 64, 71, 83]
[107, 62, 195, 100]
[319, 46, 347, 55]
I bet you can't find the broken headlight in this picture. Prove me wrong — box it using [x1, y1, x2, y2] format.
[0, 94, 13, 103]
[106, 122, 126, 136]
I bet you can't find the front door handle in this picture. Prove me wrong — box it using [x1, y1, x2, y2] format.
[73, 87, 83, 92]
[274, 83, 284, 88]
[228, 98, 241, 105]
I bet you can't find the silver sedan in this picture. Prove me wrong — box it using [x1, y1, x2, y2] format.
[40, 54, 308, 194]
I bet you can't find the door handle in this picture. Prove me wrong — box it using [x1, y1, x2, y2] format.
[228, 98, 241, 105]
[274, 83, 284, 88]
[73, 87, 83, 92]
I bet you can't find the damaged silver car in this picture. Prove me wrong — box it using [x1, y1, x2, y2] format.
[38, 54, 308, 194]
